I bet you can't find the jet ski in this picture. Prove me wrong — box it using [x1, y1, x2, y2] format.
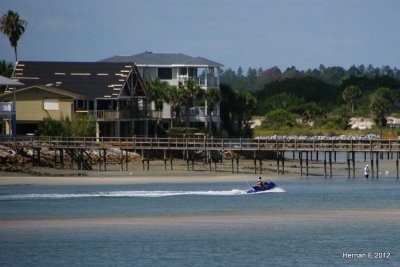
[247, 180, 276, 193]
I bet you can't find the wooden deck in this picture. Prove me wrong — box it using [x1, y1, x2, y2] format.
[2, 136, 400, 153]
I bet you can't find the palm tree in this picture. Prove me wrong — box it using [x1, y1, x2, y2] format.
[204, 88, 221, 135]
[145, 78, 169, 136]
[235, 92, 257, 133]
[164, 85, 181, 128]
[145, 78, 169, 118]
[342, 85, 361, 113]
[370, 97, 392, 127]
[369, 87, 395, 127]
[179, 80, 202, 127]
[0, 10, 27, 62]
[0, 60, 14, 77]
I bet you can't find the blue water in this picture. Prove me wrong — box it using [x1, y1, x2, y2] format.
[0, 177, 399, 266]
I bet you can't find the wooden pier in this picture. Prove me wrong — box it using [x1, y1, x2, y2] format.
[1, 136, 400, 178]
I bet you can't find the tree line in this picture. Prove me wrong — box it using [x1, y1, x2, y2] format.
[221, 65, 400, 92]
[220, 65, 400, 134]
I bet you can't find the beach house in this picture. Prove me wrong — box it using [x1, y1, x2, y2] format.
[101, 51, 224, 131]
[0, 61, 152, 137]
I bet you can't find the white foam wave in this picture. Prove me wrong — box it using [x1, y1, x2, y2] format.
[0, 188, 284, 200]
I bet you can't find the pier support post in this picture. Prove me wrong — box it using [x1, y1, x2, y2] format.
[324, 152, 327, 178]
[60, 149, 64, 169]
[125, 150, 128, 171]
[120, 149, 124, 171]
[376, 152, 379, 179]
[98, 149, 102, 171]
[231, 156, 234, 173]
[253, 151, 257, 174]
[170, 151, 173, 170]
[208, 151, 212, 172]
[329, 152, 332, 178]
[347, 152, 351, 178]
[32, 148, 41, 167]
[282, 151, 285, 175]
[192, 153, 195, 171]
[397, 152, 399, 179]
[300, 152, 303, 176]
[164, 150, 167, 170]
[186, 150, 190, 171]
[236, 157, 239, 173]
[103, 149, 107, 172]
[370, 152, 374, 179]
[53, 148, 57, 168]
[352, 151, 355, 178]
[276, 150, 280, 174]
[306, 151, 309, 176]
[79, 149, 84, 170]
[97, 149, 107, 172]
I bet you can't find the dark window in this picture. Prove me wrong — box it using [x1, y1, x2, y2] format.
[158, 68, 172, 80]
[188, 68, 197, 78]
[180, 68, 187, 75]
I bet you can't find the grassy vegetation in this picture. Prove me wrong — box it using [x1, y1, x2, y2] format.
[253, 125, 400, 137]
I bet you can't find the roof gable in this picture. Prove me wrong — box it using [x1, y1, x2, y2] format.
[10, 61, 147, 99]
[1, 85, 86, 99]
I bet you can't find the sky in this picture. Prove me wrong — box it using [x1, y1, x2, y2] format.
[1, 0, 400, 71]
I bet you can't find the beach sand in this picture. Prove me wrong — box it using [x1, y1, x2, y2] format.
[0, 157, 398, 185]
[2, 209, 399, 229]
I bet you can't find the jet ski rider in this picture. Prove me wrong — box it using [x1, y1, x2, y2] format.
[256, 177, 272, 188]
[256, 177, 263, 186]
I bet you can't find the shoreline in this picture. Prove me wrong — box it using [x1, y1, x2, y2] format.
[0, 157, 398, 185]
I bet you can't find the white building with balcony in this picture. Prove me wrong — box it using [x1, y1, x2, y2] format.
[101, 51, 224, 131]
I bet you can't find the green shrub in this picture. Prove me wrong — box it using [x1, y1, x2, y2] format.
[37, 117, 65, 136]
[37, 114, 96, 137]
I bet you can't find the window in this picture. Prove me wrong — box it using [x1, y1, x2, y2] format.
[180, 68, 187, 76]
[43, 99, 59, 110]
[158, 68, 172, 80]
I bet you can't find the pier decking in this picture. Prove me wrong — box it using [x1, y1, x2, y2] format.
[1, 136, 399, 178]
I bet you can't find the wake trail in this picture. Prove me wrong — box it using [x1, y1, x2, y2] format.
[0, 188, 285, 200]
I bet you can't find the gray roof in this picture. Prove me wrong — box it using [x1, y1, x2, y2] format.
[0, 75, 24, 86]
[100, 51, 223, 67]
[8, 61, 147, 99]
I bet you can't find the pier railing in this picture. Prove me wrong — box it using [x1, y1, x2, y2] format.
[1, 136, 400, 153]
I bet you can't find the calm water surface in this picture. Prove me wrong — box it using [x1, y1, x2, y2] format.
[0, 176, 399, 266]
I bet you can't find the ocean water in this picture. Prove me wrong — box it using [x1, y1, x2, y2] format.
[0, 177, 399, 266]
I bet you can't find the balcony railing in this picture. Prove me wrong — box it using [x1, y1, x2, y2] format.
[86, 109, 153, 120]
[177, 76, 219, 88]
[180, 107, 220, 123]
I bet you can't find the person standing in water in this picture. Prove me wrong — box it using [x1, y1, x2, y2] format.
[364, 164, 369, 179]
